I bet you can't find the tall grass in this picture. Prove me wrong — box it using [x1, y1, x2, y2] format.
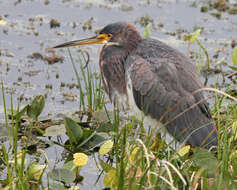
[1, 36, 236, 189]
[1, 82, 36, 190]
[68, 49, 105, 112]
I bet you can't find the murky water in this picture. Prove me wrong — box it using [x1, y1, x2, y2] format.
[0, 0, 237, 189]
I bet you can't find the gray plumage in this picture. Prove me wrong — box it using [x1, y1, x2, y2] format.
[99, 22, 217, 149]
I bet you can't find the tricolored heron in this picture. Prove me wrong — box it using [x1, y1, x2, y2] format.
[53, 22, 218, 150]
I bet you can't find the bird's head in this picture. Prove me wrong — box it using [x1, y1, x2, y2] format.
[52, 22, 142, 49]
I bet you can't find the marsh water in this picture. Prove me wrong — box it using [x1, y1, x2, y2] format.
[0, 0, 237, 189]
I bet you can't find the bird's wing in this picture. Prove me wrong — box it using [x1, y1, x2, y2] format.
[127, 56, 217, 148]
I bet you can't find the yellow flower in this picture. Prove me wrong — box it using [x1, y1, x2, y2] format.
[0, 20, 7, 26]
[73, 153, 88, 166]
[99, 140, 114, 156]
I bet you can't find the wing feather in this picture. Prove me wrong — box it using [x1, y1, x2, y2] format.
[127, 55, 217, 148]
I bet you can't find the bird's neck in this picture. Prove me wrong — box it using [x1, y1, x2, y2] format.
[125, 32, 142, 54]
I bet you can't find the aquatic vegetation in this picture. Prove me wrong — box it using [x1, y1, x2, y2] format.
[0, 24, 237, 190]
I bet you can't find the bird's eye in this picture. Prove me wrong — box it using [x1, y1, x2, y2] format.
[108, 34, 112, 38]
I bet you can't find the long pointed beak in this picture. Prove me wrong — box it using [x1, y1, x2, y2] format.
[53, 35, 107, 49]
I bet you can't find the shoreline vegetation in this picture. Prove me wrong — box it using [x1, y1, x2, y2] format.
[1, 8, 237, 190]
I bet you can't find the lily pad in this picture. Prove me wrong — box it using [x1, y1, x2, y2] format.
[49, 168, 76, 184]
[44, 124, 66, 137]
[62, 160, 75, 171]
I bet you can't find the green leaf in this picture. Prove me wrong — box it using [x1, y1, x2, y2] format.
[64, 117, 83, 145]
[49, 168, 76, 184]
[62, 160, 76, 171]
[49, 183, 66, 190]
[142, 23, 151, 38]
[104, 169, 117, 188]
[184, 34, 192, 42]
[81, 132, 109, 150]
[15, 105, 28, 120]
[28, 163, 47, 181]
[184, 29, 201, 44]
[232, 48, 237, 65]
[214, 57, 225, 66]
[27, 95, 45, 121]
[76, 130, 96, 148]
[44, 124, 66, 137]
[99, 158, 113, 172]
[229, 65, 237, 71]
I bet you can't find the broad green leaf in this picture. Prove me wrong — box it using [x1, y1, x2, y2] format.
[49, 168, 75, 184]
[142, 23, 151, 38]
[82, 132, 109, 150]
[44, 124, 66, 137]
[104, 169, 117, 187]
[99, 140, 114, 155]
[62, 160, 75, 171]
[233, 48, 237, 65]
[178, 145, 190, 157]
[64, 117, 83, 145]
[76, 130, 97, 149]
[27, 95, 45, 121]
[99, 158, 113, 172]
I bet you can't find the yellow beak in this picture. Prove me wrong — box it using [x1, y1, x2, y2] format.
[53, 34, 111, 48]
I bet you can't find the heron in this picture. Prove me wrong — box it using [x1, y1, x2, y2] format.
[53, 22, 218, 150]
